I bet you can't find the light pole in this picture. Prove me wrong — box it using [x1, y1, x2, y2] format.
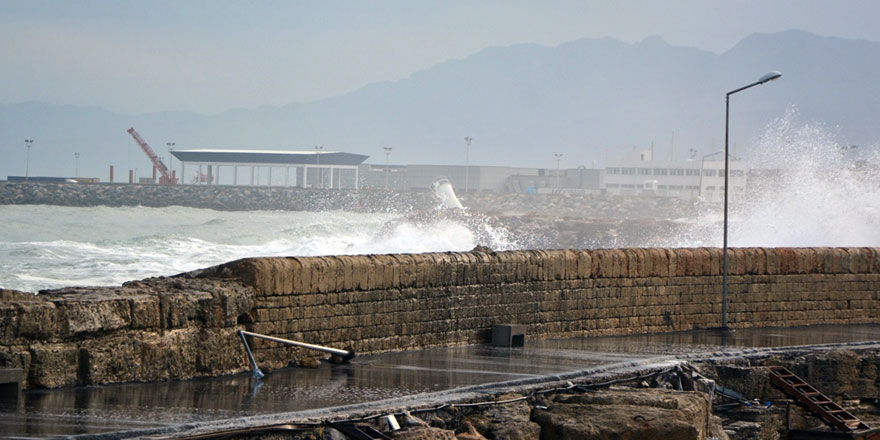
[722, 70, 781, 330]
[24, 139, 34, 181]
[464, 137, 473, 192]
[166, 142, 175, 176]
[553, 153, 563, 189]
[383, 147, 392, 190]
[314, 146, 323, 188]
[74, 152, 80, 177]
[699, 151, 722, 199]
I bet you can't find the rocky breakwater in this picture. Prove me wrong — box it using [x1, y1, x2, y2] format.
[0, 272, 255, 388]
[0, 182, 437, 212]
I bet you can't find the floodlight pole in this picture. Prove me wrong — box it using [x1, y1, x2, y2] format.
[722, 71, 781, 330]
[554, 153, 563, 189]
[464, 137, 473, 192]
[383, 147, 392, 189]
[24, 139, 34, 181]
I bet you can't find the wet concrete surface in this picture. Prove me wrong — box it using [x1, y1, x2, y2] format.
[2, 324, 880, 438]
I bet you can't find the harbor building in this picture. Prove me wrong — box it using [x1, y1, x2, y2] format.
[169, 149, 368, 189]
[603, 149, 747, 202]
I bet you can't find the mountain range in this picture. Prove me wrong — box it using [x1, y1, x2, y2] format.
[2, 29, 878, 180]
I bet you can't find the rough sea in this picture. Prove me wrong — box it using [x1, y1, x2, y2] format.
[0, 205, 521, 293]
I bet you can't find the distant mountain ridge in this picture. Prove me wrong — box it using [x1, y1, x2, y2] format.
[2, 29, 878, 179]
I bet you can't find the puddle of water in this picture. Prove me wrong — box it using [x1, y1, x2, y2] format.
[2, 324, 879, 437]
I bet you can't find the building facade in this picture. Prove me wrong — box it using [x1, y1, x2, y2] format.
[604, 149, 747, 202]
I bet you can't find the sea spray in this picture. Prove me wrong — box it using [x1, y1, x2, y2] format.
[0, 205, 520, 292]
[662, 107, 879, 248]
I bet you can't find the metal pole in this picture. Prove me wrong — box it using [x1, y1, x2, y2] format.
[238, 330, 265, 378]
[74, 152, 80, 177]
[722, 94, 730, 330]
[166, 142, 175, 178]
[239, 330, 354, 359]
[383, 147, 392, 190]
[554, 153, 563, 189]
[464, 137, 472, 192]
[24, 139, 33, 181]
[720, 71, 781, 331]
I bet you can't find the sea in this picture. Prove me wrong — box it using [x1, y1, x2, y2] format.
[2, 109, 878, 293]
[0, 205, 522, 293]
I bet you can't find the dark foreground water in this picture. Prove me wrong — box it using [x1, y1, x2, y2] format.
[3, 324, 880, 438]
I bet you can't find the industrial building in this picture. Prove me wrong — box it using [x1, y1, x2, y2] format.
[358, 163, 603, 194]
[603, 149, 747, 202]
[169, 149, 368, 189]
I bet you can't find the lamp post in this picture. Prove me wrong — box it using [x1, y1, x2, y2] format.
[554, 153, 563, 189]
[383, 147, 392, 190]
[722, 70, 781, 330]
[166, 142, 175, 175]
[24, 139, 34, 181]
[314, 146, 323, 188]
[464, 137, 473, 192]
[699, 151, 722, 199]
[74, 152, 80, 177]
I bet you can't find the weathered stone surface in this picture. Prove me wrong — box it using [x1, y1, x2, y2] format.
[465, 394, 540, 440]
[390, 426, 457, 440]
[3, 248, 880, 388]
[27, 343, 79, 388]
[530, 389, 716, 440]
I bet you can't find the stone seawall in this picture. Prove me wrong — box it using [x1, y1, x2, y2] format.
[2, 247, 879, 389]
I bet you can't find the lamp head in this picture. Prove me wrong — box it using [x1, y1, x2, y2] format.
[758, 71, 782, 84]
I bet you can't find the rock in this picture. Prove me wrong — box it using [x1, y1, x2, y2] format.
[401, 411, 430, 428]
[455, 421, 487, 440]
[724, 421, 762, 440]
[530, 389, 715, 440]
[297, 357, 322, 368]
[465, 394, 540, 440]
[391, 426, 457, 440]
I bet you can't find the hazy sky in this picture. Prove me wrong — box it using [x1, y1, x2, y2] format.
[3, 0, 879, 115]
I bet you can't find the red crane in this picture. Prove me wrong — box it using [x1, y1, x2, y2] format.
[126, 127, 178, 185]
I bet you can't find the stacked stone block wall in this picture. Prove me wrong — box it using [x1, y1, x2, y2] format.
[1, 247, 879, 388]
[0, 277, 255, 388]
[241, 248, 880, 370]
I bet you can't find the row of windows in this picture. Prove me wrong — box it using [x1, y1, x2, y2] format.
[604, 184, 742, 192]
[606, 167, 744, 177]
[606, 184, 702, 190]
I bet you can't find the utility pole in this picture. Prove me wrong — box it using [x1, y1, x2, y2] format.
[554, 153, 563, 189]
[74, 152, 80, 177]
[24, 139, 34, 181]
[464, 137, 473, 192]
[383, 147, 392, 190]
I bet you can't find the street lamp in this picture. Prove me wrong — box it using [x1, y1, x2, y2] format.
[166, 142, 175, 175]
[722, 70, 781, 330]
[74, 152, 80, 177]
[699, 151, 722, 199]
[464, 137, 473, 192]
[24, 139, 34, 181]
[554, 153, 563, 189]
[314, 146, 324, 188]
[383, 147, 392, 190]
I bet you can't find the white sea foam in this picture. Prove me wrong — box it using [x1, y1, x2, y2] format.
[0, 205, 519, 292]
[662, 107, 880, 248]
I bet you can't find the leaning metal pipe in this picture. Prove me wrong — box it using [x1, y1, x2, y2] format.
[238, 330, 356, 360]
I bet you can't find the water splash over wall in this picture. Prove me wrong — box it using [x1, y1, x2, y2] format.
[671, 107, 880, 247]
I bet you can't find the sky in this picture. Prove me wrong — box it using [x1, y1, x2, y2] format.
[2, 0, 880, 115]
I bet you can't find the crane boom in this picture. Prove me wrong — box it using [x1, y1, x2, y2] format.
[127, 127, 178, 184]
